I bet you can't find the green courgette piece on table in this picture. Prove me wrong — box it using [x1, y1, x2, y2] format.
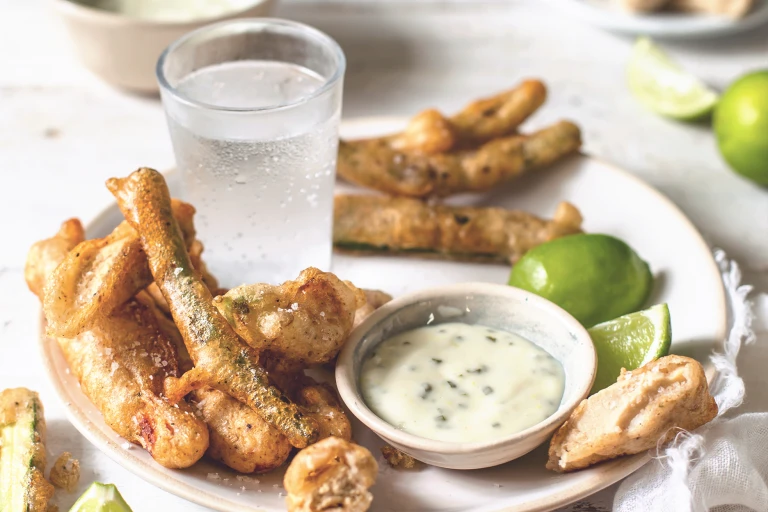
[0, 388, 54, 512]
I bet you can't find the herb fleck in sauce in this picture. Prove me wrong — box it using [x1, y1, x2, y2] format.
[360, 322, 565, 442]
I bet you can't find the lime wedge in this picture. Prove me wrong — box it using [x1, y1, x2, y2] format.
[588, 303, 671, 394]
[69, 483, 133, 512]
[628, 37, 719, 121]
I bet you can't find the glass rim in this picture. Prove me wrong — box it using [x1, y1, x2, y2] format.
[156, 18, 346, 114]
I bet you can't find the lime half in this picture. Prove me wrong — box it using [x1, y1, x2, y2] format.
[69, 483, 133, 512]
[628, 37, 719, 121]
[588, 303, 671, 394]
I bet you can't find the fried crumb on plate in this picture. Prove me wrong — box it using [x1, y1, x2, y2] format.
[49, 452, 80, 491]
[381, 445, 421, 469]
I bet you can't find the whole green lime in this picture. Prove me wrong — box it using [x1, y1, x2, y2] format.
[714, 70, 768, 186]
[509, 234, 653, 327]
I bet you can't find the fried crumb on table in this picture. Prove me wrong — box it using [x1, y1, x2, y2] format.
[381, 445, 421, 469]
[49, 452, 80, 492]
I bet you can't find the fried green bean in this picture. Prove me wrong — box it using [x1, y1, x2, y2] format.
[107, 168, 318, 448]
[333, 195, 583, 263]
[337, 120, 582, 198]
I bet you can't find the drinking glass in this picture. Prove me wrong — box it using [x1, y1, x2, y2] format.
[157, 19, 345, 287]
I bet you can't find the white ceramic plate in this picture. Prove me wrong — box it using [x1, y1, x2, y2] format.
[562, 0, 768, 38]
[40, 117, 726, 512]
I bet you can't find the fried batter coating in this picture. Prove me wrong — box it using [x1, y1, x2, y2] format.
[107, 168, 318, 448]
[547, 355, 718, 473]
[284, 437, 378, 512]
[145, 290, 294, 475]
[58, 300, 210, 468]
[449, 79, 548, 145]
[273, 374, 353, 443]
[352, 289, 393, 329]
[49, 452, 80, 491]
[334, 195, 583, 263]
[42, 200, 197, 338]
[0, 388, 55, 512]
[380, 445, 420, 469]
[27, 224, 210, 469]
[192, 387, 292, 474]
[24, 219, 85, 299]
[337, 120, 581, 198]
[213, 268, 361, 373]
[381, 80, 547, 155]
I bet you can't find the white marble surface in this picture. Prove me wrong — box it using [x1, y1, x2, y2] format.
[0, 1, 766, 511]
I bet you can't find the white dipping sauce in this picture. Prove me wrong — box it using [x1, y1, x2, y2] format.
[360, 323, 565, 443]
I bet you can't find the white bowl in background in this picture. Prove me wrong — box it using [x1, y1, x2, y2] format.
[335, 282, 597, 470]
[53, 0, 276, 93]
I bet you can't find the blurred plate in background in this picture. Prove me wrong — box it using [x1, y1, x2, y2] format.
[561, 0, 768, 38]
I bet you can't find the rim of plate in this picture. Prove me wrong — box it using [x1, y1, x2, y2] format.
[559, 0, 768, 38]
[38, 116, 728, 512]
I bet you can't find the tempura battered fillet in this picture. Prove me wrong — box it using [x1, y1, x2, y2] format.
[26, 221, 210, 469]
[108, 168, 318, 448]
[43, 200, 197, 338]
[334, 195, 583, 263]
[337, 120, 581, 198]
[213, 267, 362, 373]
[388, 80, 548, 154]
[284, 437, 378, 512]
[547, 355, 718, 473]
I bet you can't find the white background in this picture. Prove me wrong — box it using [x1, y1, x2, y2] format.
[1, 1, 767, 511]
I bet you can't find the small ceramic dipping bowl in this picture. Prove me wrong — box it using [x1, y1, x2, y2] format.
[53, 0, 276, 93]
[336, 282, 596, 470]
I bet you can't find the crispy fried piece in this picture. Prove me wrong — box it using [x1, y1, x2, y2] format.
[42, 200, 197, 338]
[0, 388, 55, 512]
[284, 437, 378, 512]
[380, 80, 547, 155]
[337, 120, 581, 198]
[148, 303, 294, 474]
[547, 355, 718, 473]
[273, 374, 352, 443]
[389, 109, 456, 155]
[27, 225, 210, 469]
[107, 168, 318, 448]
[24, 219, 85, 299]
[380, 445, 420, 470]
[57, 299, 210, 468]
[213, 268, 361, 373]
[191, 387, 292, 474]
[49, 452, 80, 492]
[334, 195, 583, 263]
[449, 80, 548, 145]
[352, 289, 393, 329]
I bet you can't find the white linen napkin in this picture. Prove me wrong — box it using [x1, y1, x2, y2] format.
[614, 250, 768, 512]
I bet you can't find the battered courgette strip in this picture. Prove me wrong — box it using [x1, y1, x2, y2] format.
[333, 195, 583, 263]
[449, 79, 548, 145]
[42, 200, 198, 338]
[107, 168, 318, 448]
[384, 80, 547, 154]
[0, 388, 54, 512]
[337, 120, 581, 198]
